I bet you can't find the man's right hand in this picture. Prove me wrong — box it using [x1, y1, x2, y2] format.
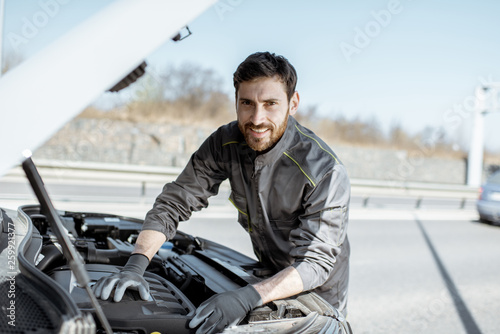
[93, 253, 150, 302]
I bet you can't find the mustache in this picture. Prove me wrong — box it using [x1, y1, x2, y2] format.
[244, 122, 273, 130]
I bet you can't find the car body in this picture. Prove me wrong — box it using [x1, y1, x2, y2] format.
[477, 170, 500, 223]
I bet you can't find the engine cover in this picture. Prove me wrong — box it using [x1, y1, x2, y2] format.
[48, 263, 196, 334]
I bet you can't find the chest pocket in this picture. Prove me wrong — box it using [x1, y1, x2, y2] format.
[229, 191, 251, 232]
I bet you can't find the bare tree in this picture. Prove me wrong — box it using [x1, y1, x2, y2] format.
[389, 121, 412, 148]
[159, 63, 225, 109]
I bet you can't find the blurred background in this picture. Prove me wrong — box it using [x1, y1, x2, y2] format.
[2, 1, 500, 333]
[2, 0, 500, 186]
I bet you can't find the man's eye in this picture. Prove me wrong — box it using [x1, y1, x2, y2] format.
[241, 100, 251, 105]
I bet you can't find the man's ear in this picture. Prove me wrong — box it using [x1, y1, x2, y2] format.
[289, 91, 300, 116]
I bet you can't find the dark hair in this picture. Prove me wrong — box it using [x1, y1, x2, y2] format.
[233, 52, 298, 101]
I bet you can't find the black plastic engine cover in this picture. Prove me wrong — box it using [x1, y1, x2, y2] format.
[48, 263, 196, 334]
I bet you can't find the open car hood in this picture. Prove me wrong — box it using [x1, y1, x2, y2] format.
[0, 0, 217, 176]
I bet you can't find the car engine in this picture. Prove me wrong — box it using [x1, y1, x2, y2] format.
[6, 205, 350, 334]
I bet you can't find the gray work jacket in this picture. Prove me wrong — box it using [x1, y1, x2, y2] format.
[143, 116, 350, 311]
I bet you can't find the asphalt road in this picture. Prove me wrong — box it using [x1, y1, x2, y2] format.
[348, 217, 500, 334]
[181, 215, 500, 334]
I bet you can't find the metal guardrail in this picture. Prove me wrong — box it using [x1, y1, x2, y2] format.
[354, 194, 475, 210]
[2, 159, 480, 211]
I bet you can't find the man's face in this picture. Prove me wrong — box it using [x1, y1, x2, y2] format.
[236, 76, 299, 152]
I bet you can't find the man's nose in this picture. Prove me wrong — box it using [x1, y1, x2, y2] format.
[250, 105, 266, 124]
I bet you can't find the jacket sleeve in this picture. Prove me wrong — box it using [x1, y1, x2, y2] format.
[142, 133, 228, 240]
[290, 163, 350, 291]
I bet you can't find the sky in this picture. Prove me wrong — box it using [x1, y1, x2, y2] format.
[2, 0, 500, 152]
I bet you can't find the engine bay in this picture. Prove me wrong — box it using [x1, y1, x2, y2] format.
[16, 205, 347, 333]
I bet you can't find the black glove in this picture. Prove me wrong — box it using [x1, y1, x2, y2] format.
[189, 285, 263, 334]
[93, 253, 150, 302]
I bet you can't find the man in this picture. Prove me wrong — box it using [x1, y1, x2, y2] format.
[93, 52, 350, 334]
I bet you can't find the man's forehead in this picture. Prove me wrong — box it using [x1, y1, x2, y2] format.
[237, 76, 287, 99]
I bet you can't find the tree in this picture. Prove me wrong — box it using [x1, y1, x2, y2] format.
[159, 63, 225, 110]
[389, 121, 411, 148]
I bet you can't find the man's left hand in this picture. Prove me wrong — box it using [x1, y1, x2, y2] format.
[189, 285, 262, 334]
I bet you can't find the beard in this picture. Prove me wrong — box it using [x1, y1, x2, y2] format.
[239, 112, 289, 152]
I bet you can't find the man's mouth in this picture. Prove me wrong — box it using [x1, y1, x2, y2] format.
[249, 127, 270, 138]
